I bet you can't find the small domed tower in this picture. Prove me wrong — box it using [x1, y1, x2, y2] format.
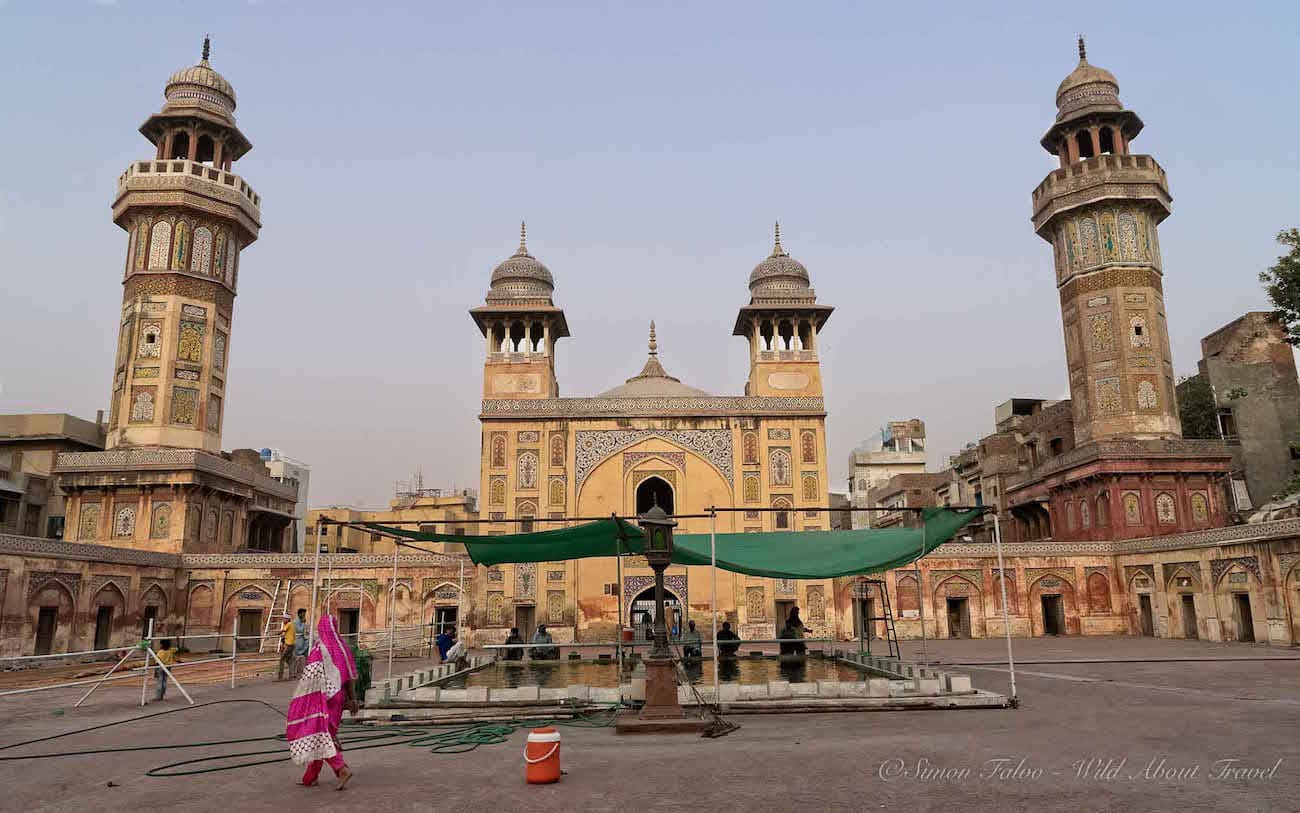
[108, 37, 260, 452]
[470, 223, 570, 399]
[733, 224, 833, 397]
[1032, 38, 1179, 443]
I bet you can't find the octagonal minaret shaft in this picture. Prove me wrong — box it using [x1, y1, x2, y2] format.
[107, 38, 260, 453]
[1032, 38, 1180, 444]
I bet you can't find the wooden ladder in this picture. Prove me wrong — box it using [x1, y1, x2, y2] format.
[259, 579, 289, 654]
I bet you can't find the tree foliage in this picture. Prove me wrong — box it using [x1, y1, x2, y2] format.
[1176, 375, 1220, 440]
[1259, 227, 1300, 345]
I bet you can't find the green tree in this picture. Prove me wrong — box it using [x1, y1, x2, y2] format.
[1176, 374, 1219, 439]
[1259, 227, 1300, 345]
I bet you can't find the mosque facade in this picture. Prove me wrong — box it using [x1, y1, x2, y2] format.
[1, 41, 1299, 659]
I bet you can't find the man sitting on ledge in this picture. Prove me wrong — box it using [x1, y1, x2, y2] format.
[679, 620, 703, 659]
[530, 624, 559, 660]
[716, 621, 741, 657]
[502, 627, 526, 661]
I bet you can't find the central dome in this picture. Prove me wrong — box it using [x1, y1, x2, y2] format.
[597, 322, 711, 398]
[486, 222, 556, 303]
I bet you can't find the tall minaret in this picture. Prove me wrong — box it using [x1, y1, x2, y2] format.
[108, 37, 260, 453]
[1032, 38, 1180, 444]
[470, 223, 570, 400]
[733, 223, 833, 397]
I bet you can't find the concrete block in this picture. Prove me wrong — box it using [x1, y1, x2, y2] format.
[489, 687, 519, 702]
[767, 680, 792, 699]
[539, 688, 566, 702]
[629, 676, 646, 701]
[464, 686, 488, 703]
[412, 686, 440, 702]
[816, 680, 842, 698]
[718, 683, 741, 704]
[678, 686, 693, 704]
[590, 687, 620, 703]
[864, 678, 888, 697]
[790, 682, 819, 698]
[945, 673, 973, 694]
[515, 685, 541, 701]
[364, 688, 386, 705]
[738, 683, 770, 701]
[888, 680, 912, 697]
[567, 684, 590, 702]
[439, 689, 468, 702]
[915, 677, 941, 695]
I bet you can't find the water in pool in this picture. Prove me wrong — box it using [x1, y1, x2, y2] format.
[437, 656, 868, 689]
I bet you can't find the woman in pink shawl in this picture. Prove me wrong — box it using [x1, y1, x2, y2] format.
[287, 615, 359, 789]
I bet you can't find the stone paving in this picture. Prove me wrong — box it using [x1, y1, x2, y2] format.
[0, 638, 1296, 811]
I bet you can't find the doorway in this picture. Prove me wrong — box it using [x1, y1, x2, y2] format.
[94, 606, 114, 650]
[237, 609, 263, 652]
[635, 476, 674, 515]
[630, 587, 682, 637]
[855, 598, 876, 641]
[1233, 594, 1255, 642]
[1041, 595, 1064, 636]
[433, 606, 459, 637]
[775, 600, 797, 631]
[514, 606, 536, 640]
[1138, 594, 1154, 636]
[1181, 595, 1198, 639]
[337, 608, 360, 641]
[142, 605, 159, 639]
[35, 607, 57, 655]
[946, 598, 970, 638]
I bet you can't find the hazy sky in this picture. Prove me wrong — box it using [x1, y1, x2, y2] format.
[2, 2, 1297, 509]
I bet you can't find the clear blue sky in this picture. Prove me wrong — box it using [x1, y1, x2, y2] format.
[1, 1, 1296, 508]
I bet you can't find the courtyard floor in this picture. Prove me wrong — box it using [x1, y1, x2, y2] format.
[0, 637, 1296, 811]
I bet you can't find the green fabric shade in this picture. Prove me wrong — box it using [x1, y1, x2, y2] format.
[362, 507, 981, 579]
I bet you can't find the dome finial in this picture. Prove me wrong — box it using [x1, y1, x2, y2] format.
[516, 220, 528, 255]
[202, 35, 211, 64]
[648, 320, 658, 356]
[773, 221, 785, 256]
[1077, 34, 1086, 62]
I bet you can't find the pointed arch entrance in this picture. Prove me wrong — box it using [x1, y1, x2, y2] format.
[629, 585, 684, 639]
[635, 475, 674, 515]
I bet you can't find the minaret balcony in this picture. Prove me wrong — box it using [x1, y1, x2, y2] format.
[113, 159, 261, 240]
[757, 349, 818, 362]
[1031, 153, 1170, 235]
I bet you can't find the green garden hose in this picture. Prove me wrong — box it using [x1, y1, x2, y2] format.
[0, 698, 621, 777]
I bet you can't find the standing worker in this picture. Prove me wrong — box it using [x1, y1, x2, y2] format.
[292, 607, 310, 678]
[153, 638, 176, 701]
[277, 613, 297, 681]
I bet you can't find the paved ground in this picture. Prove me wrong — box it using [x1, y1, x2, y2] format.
[0, 637, 1296, 812]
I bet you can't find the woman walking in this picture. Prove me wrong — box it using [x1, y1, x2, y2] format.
[286, 615, 359, 790]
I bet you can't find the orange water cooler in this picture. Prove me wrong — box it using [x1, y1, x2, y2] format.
[524, 726, 562, 784]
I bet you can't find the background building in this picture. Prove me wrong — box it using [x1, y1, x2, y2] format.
[306, 486, 477, 554]
[260, 448, 311, 552]
[847, 419, 927, 528]
[0, 414, 106, 538]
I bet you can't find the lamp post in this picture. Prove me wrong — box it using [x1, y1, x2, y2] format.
[634, 504, 686, 722]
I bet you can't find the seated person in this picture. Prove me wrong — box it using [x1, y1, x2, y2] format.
[530, 624, 559, 660]
[716, 621, 741, 657]
[502, 627, 525, 661]
[679, 620, 703, 659]
[445, 636, 468, 668]
[435, 629, 455, 662]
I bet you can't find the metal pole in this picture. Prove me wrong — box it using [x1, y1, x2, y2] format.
[387, 543, 398, 679]
[914, 512, 929, 666]
[710, 507, 719, 703]
[457, 558, 465, 643]
[309, 517, 323, 651]
[993, 513, 1018, 704]
[74, 647, 138, 707]
[141, 618, 153, 706]
[615, 516, 623, 665]
[230, 614, 237, 688]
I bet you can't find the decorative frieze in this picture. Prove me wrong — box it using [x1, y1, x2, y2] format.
[575, 429, 733, 489]
[485, 396, 825, 419]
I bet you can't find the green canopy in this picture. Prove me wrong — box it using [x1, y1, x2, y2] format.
[362, 507, 980, 579]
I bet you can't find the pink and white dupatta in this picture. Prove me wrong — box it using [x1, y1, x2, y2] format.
[286, 615, 358, 765]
